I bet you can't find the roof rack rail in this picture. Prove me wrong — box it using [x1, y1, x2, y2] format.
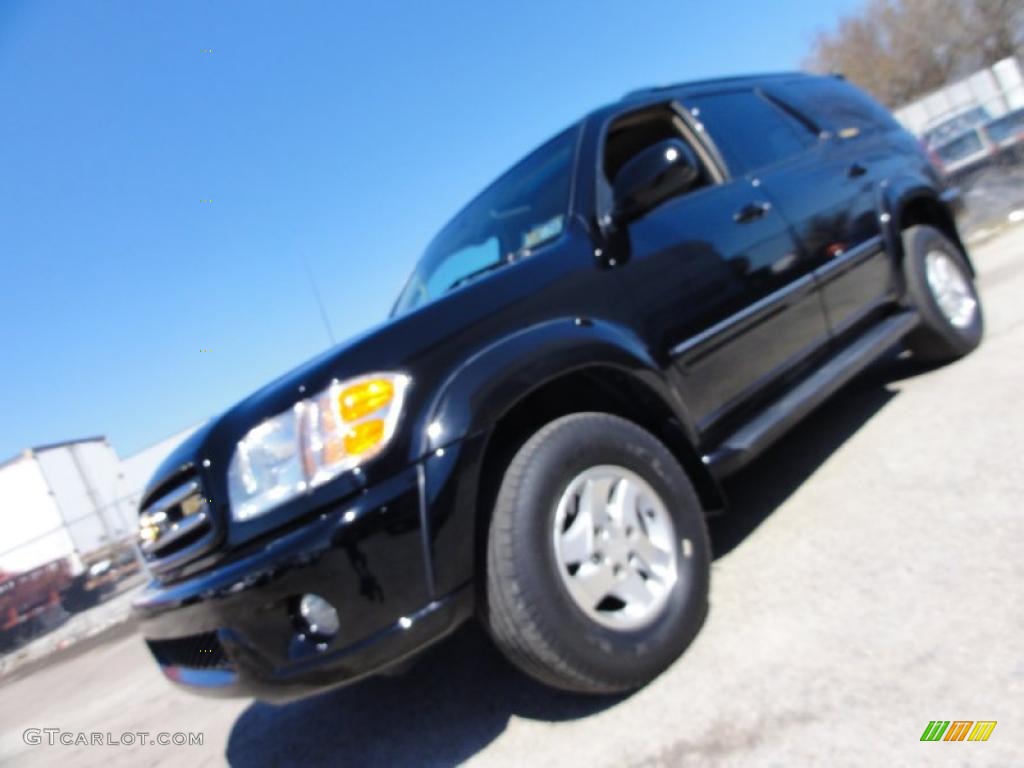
[621, 71, 806, 101]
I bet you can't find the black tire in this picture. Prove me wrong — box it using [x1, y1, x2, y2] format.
[484, 412, 710, 694]
[0, 618, 36, 651]
[0, 627, 20, 652]
[61, 579, 101, 613]
[901, 225, 983, 363]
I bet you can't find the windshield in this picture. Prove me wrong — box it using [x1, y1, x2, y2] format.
[393, 126, 577, 315]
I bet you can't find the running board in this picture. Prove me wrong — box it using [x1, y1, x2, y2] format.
[703, 310, 920, 477]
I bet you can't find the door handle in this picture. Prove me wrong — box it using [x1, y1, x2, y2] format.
[733, 201, 771, 223]
[848, 162, 868, 178]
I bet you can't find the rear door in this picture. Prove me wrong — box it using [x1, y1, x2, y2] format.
[760, 78, 901, 337]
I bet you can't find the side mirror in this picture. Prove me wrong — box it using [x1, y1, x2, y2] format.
[611, 139, 701, 224]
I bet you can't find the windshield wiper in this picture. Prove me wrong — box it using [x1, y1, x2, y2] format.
[447, 261, 507, 292]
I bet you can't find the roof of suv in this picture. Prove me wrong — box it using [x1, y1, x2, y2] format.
[620, 71, 826, 103]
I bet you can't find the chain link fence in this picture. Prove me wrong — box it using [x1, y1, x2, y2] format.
[0, 493, 144, 573]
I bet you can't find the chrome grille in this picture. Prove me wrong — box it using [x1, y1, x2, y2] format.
[138, 473, 218, 574]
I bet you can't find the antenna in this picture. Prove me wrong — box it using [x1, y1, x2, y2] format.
[300, 254, 336, 346]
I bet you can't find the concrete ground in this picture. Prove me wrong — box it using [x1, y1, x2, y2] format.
[1, 227, 1022, 768]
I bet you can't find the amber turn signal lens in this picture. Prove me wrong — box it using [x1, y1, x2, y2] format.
[343, 419, 386, 455]
[339, 379, 394, 422]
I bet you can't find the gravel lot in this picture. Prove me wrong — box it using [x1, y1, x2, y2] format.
[1, 226, 1021, 768]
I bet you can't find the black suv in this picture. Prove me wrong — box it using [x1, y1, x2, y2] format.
[135, 72, 982, 700]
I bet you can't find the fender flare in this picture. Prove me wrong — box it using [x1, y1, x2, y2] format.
[417, 316, 699, 457]
[878, 178, 974, 284]
[412, 317, 725, 600]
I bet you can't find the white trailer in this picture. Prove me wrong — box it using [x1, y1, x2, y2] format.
[0, 452, 79, 575]
[0, 437, 137, 575]
[894, 56, 1024, 137]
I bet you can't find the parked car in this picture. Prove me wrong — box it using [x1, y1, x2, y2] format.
[930, 127, 993, 180]
[984, 107, 1024, 159]
[920, 106, 991, 148]
[922, 106, 1024, 183]
[0, 558, 103, 648]
[0, 561, 72, 647]
[920, 108, 994, 183]
[0, 443, 122, 649]
[134, 72, 983, 701]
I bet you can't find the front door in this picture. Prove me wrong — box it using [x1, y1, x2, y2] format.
[603, 102, 831, 432]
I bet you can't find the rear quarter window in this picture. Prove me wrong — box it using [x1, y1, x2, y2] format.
[771, 77, 901, 138]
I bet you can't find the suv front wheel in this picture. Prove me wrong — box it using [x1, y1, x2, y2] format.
[484, 412, 710, 693]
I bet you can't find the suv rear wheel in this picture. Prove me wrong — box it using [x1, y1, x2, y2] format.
[484, 412, 710, 693]
[901, 225, 983, 363]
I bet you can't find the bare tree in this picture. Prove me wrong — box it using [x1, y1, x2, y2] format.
[805, 0, 1023, 106]
[963, 0, 1023, 66]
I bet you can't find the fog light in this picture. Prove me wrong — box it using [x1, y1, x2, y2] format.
[298, 593, 339, 637]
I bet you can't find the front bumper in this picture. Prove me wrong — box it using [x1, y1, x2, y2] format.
[133, 464, 473, 703]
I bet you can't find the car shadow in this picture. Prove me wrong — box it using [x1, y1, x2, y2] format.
[227, 350, 930, 767]
[709, 349, 922, 559]
[226, 621, 621, 767]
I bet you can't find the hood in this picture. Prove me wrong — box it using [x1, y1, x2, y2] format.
[140, 280, 500, 507]
[140, 232, 584, 523]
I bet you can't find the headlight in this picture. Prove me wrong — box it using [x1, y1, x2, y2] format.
[228, 373, 410, 521]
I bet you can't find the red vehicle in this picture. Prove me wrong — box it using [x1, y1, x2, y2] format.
[0, 558, 100, 647]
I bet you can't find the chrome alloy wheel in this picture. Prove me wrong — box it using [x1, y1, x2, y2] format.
[552, 465, 679, 631]
[925, 250, 976, 329]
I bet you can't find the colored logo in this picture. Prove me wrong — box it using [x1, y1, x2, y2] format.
[920, 721, 997, 742]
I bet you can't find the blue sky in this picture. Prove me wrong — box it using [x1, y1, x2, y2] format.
[0, 0, 860, 460]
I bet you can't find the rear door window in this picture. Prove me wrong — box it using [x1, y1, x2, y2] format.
[687, 90, 815, 176]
